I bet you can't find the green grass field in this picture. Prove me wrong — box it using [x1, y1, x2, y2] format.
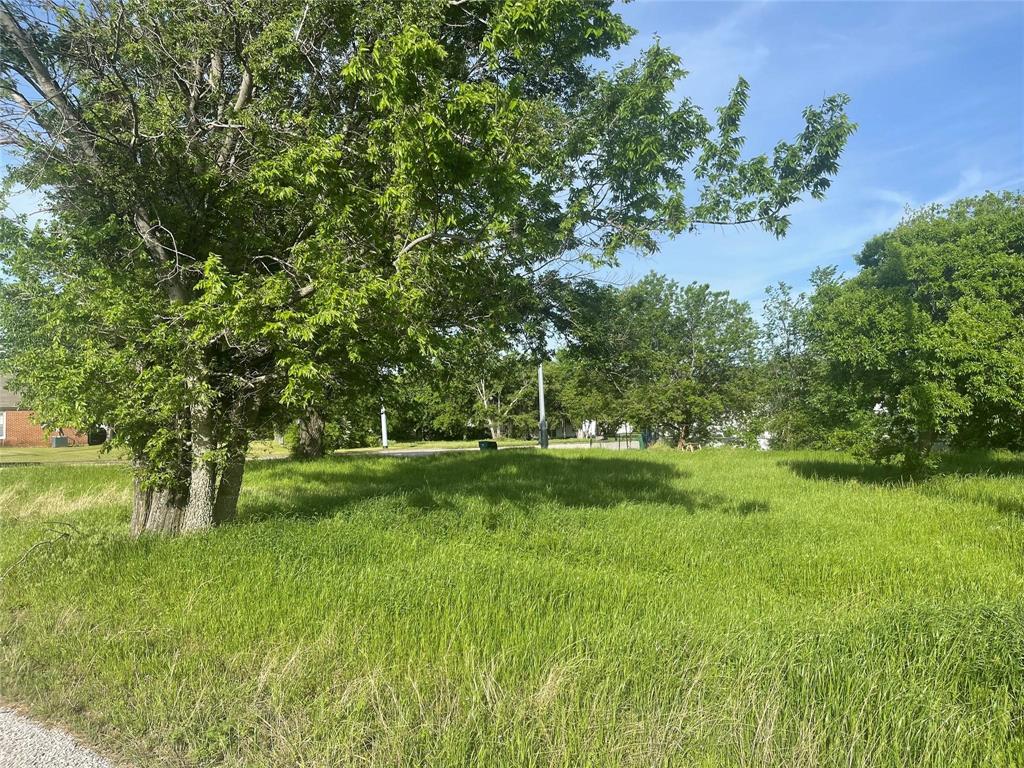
[0, 438, 561, 464]
[0, 438, 587, 465]
[0, 440, 292, 465]
[0, 445, 127, 464]
[1, 449, 1021, 767]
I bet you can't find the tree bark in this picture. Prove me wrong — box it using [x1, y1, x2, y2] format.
[294, 407, 325, 458]
[130, 477, 186, 536]
[181, 407, 217, 533]
[212, 441, 247, 524]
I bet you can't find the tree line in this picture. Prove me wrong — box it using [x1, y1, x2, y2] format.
[354, 192, 1022, 473]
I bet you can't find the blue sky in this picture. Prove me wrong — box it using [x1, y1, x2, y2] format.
[605, 0, 1024, 309]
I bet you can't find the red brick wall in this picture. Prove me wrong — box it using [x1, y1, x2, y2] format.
[0, 410, 90, 448]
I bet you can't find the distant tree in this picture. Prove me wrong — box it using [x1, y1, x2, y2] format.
[553, 281, 629, 433]
[554, 351, 624, 437]
[561, 274, 759, 446]
[288, 379, 385, 457]
[808, 192, 1024, 470]
[402, 335, 538, 441]
[757, 270, 857, 448]
[758, 281, 812, 446]
[0, 0, 853, 535]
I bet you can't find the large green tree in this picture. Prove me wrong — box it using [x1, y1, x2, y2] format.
[560, 274, 759, 445]
[809, 192, 1024, 469]
[1, 0, 853, 534]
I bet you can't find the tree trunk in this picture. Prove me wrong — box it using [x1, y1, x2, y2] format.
[213, 441, 247, 525]
[131, 477, 186, 536]
[676, 424, 689, 449]
[294, 407, 325, 458]
[181, 407, 216, 533]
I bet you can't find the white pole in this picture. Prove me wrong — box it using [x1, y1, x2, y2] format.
[380, 404, 389, 449]
[538, 363, 549, 449]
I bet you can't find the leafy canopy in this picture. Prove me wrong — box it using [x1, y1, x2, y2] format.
[2, 0, 853, 511]
[808, 192, 1024, 468]
[558, 273, 759, 444]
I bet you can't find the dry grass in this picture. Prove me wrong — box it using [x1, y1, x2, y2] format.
[0, 472, 130, 520]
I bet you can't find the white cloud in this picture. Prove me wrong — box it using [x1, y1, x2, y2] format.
[622, 2, 774, 109]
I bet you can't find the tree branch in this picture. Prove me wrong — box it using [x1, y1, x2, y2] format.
[0, 3, 99, 164]
[216, 66, 253, 168]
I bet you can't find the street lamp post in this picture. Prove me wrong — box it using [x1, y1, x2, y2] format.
[538, 363, 549, 449]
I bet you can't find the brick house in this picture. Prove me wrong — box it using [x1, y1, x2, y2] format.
[0, 374, 90, 448]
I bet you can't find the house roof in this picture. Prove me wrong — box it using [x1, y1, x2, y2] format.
[0, 374, 22, 410]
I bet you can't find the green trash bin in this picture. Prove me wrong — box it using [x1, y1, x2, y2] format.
[478, 440, 498, 451]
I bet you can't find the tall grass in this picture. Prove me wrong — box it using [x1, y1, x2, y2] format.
[1, 449, 1021, 767]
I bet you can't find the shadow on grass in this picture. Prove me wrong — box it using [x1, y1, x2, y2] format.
[785, 459, 914, 486]
[967, 493, 1024, 519]
[239, 451, 770, 525]
[787, 451, 1024, 487]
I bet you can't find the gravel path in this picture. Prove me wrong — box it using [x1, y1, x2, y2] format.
[0, 709, 113, 768]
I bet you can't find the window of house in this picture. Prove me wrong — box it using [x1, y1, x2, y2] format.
[0, 411, 6, 441]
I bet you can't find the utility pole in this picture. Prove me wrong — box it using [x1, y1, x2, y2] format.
[538, 363, 549, 448]
[380, 404, 389, 450]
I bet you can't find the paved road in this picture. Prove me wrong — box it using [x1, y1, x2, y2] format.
[372, 441, 640, 457]
[550, 440, 641, 451]
[0, 709, 112, 768]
